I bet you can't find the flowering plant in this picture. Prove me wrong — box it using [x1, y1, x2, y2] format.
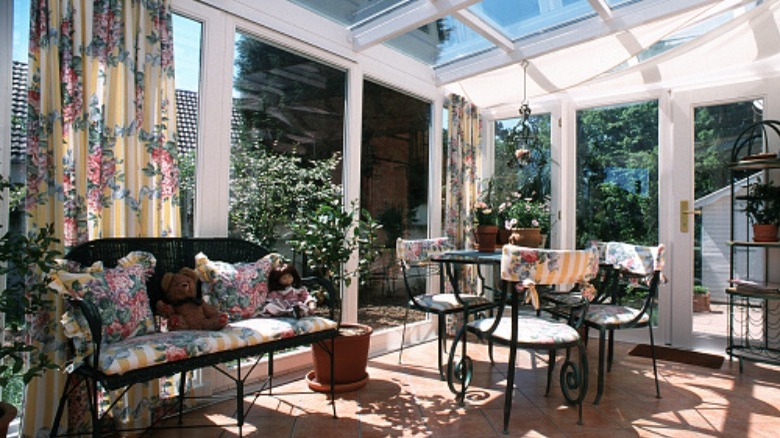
[499, 194, 550, 233]
[473, 201, 498, 226]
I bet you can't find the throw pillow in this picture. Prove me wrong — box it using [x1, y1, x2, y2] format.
[194, 252, 283, 321]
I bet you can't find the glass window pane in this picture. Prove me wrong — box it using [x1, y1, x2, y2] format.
[385, 15, 494, 66]
[494, 113, 552, 245]
[358, 80, 430, 330]
[469, 0, 594, 42]
[576, 100, 659, 247]
[693, 100, 763, 305]
[288, 0, 407, 26]
[230, 33, 346, 253]
[172, 13, 202, 237]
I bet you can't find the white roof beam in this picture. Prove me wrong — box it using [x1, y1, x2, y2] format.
[588, 0, 614, 21]
[452, 9, 514, 53]
[436, 0, 724, 85]
[350, 0, 482, 51]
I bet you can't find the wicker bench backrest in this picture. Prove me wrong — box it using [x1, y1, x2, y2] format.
[64, 237, 270, 308]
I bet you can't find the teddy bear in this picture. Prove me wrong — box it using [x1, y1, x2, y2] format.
[259, 264, 316, 318]
[156, 267, 228, 331]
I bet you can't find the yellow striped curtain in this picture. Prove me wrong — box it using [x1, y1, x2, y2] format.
[25, 0, 179, 435]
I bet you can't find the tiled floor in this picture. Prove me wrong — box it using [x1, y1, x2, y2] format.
[156, 314, 780, 438]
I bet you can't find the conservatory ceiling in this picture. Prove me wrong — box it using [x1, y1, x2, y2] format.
[288, 0, 780, 114]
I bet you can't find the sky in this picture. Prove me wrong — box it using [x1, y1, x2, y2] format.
[12, 0, 202, 92]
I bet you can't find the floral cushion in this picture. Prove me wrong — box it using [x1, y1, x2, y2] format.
[195, 252, 284, 321]
[585, 304, 648, 326]
[96, 316, 336, 375]
[410, 293, 493, 312]
[469, 314, 581, 346]
[51, 251, 157, 371]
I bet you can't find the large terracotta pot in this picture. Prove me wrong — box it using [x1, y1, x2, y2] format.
[476, 225, 498, 252]
[307, 322, 373, 393]
[753, 224, 779, 242]
[508, 228, 543, 248]
[0, 402, 17, 438]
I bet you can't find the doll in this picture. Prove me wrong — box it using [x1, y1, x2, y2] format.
[260, 264, 316, 318]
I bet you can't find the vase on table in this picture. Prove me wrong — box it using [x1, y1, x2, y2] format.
[475, 225, 498, 252]
[508, 228, 543, 248]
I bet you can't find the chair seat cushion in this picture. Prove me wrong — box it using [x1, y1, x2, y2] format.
[585, 304, 649, 326]
[468, 315, 580, 346]
[96, 316, 336, 375]
[410, 293, 492, 312]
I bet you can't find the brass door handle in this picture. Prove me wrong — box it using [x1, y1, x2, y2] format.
[680, 200, 701, 233]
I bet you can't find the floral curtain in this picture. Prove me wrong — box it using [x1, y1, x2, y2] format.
[444, 94, 483, 305]
[25, 0, 179, 435]
[445, 93, 482, 252]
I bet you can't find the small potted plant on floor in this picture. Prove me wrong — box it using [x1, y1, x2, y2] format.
[692, 285, 711, 313]
[289, 195, 382, 392]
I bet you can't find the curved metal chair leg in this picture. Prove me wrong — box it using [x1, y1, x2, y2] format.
[607, 328, 615, 372]
[594, 328, 606, 405]
[437, 315, 447, 380]
[649, 324, 661, 399]
[503, 340, 519, 434]
[446, 324, 473, 401]
[488, 340, 495, 365]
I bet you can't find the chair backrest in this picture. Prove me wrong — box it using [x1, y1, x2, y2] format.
[500, 245, 599, 286]
[396, 238, 453, 298]
[599, 241, 666, 314]
[64, 237, 270, 308]
[395, 237, 454, 267]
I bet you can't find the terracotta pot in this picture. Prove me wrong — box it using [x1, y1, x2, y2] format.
[308, 322, 372, 393]
[0, 402, 17, 438]
[508, 228, 543, 248]
[753, 223, 779, 242]
[476, 225, 498, 252]
[693, 292, 711, 313]
[497, 228, 511, 245]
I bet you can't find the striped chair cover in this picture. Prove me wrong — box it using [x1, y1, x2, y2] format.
[500, 244, 600, 309]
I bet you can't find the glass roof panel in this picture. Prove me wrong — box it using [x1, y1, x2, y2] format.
[289, 0, 408, 26]
[468, 0, 596, 41]
[385, 15, 494, 66]
[608, 1, 760, 73]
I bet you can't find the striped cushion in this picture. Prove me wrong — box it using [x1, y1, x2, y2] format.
[97, 316, 336, 375]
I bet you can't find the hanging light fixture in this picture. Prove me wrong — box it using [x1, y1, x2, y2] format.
[508, 60, 538, 168]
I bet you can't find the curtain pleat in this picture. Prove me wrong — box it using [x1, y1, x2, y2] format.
[24, 0, 179, 435]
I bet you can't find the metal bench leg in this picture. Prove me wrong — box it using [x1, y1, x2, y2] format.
[178, 372, 186, 424]
[398, 305, 410, 364]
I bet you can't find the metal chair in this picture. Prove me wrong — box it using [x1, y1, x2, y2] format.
[582, 242, 666, 405]
[453, 245, 599, 433]
[396, 237, 498, 380]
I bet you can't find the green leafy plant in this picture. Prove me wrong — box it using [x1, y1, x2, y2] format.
[473, 201, 498, 226]
[499, 194, 551, 234]
[0, 175, 61, 389]
[743, 180, 780, 226]
[289, 197, 382, 290]
[693, 285, 709, 295]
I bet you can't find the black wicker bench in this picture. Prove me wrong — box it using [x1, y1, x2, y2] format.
[49, 237, 338, 437]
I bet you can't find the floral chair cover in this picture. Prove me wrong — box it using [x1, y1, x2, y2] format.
[396, 237, 454, 266]
[500, 245, 600, 309]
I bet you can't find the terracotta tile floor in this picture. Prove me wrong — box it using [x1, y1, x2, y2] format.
[156, 326, 780, 437]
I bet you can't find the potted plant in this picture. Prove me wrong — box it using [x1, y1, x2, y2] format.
[0, 175, 60, 433]
[743, 179, 780, 242]
[289, 196, 382, 392]
[500, 194, 551, 248]
[692, 285, 711, 313]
